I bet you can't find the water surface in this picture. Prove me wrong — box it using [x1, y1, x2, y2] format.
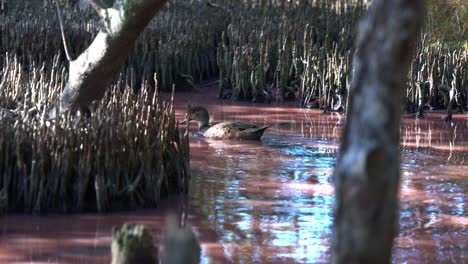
[1, 88, 467, 263]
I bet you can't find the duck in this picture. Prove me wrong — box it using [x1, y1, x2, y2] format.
[180, 106, 271, 140]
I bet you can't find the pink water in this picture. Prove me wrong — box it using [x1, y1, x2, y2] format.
[1, 87, 467, 263]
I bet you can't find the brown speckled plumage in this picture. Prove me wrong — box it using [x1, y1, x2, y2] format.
[181, 106, 270, 140]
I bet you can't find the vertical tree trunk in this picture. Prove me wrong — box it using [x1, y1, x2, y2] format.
[439, 84, 455, 121]
[331, 0, 425, 263]
[416, 81, 429, 118]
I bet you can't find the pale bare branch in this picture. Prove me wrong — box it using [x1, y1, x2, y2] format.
[55, 1, 74, 61]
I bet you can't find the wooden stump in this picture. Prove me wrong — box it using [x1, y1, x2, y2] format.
[111, 224, 157, 264]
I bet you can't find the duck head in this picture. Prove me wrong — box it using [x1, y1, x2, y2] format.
[180, 106, 210, 130]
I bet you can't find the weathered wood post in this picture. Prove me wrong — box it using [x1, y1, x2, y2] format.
[111, 218, 201, 264]
[111, 224, 157, 264]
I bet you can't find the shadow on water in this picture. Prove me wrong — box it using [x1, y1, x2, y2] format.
[0, 89, 467, 263]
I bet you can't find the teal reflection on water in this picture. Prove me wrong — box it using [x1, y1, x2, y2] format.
[191, 125, 467, 263]
[191, 134, 337, 263]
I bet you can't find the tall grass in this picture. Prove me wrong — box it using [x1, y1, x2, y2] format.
[216, 0, 467, 112]
[0, 0, 192, 213]
[217, 1, 359, 108]
[0, 53, 190, 214]
[2, 0, 465, 111]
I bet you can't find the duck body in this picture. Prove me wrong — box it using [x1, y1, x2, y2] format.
[203, 122, 271, 140]
[181, 106, 270, 140]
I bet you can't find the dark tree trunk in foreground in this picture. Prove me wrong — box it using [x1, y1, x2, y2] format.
[331, 0, 425, 263]
[58, 0, 167, 113]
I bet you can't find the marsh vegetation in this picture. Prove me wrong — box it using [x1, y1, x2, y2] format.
[0, 0, 466, 263]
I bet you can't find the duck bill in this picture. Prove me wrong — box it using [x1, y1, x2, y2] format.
[180, 119, 188, 125]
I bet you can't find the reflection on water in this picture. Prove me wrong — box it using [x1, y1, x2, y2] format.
[0, 90, 467, 263]
[183, 99, 467, 264]
[189, 134, 337, 263]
